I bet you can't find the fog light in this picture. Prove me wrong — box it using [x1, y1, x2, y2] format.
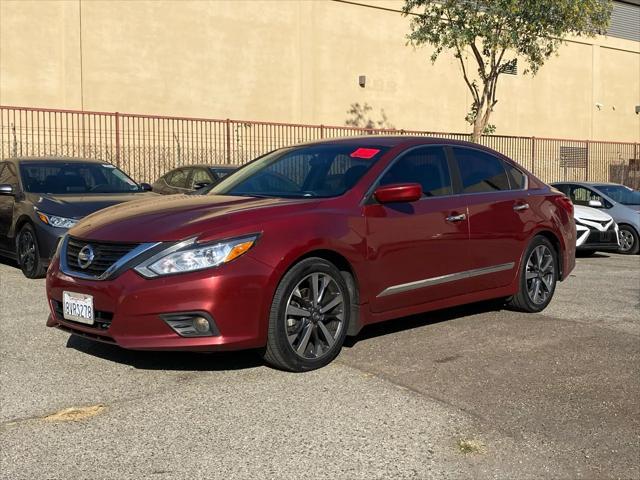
[160, 312, 219, 337]
[193, 316, 210, 334]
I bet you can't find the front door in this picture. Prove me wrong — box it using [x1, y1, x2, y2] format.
[365, 146, 473, 313]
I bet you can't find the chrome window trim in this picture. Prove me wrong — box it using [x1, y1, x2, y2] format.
[377, 262, 515, 298]
[59, 235, 162, 281]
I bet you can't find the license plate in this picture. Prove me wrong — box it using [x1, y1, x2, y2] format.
[63, 291, 94, 325]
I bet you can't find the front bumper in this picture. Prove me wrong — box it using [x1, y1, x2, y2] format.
[34, 222, 68, 264]
[46, 255, 275, 351]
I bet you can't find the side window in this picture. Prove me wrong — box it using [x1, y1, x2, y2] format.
[0, 162, 19, 189]
[504, 162, 527, 190]
[453, 147, 510, 193]
[213, 169, 231, 179]
[379, 147, 452, 197]
[168, 169, 188, 188]
[569, 186, 604, 207]
[191, 168, 212, 187]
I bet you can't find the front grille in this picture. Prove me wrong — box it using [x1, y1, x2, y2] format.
[52, 299, 114, 330]
[66, 237, 139, 277]
[587, 228, 617, 244]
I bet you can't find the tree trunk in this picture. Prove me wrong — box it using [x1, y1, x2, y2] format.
[471, 114, 485, 143]
[471, 99, 494, 143]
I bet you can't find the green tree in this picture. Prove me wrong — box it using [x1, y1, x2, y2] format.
[402, 0, 612, 142]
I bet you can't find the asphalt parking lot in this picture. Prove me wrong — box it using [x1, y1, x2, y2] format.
[0, 254, 638, 479]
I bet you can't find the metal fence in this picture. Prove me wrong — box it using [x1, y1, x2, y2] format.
[1, 105, 639, 188]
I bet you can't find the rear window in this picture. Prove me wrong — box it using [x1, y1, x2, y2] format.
[505, 163, 527, 189]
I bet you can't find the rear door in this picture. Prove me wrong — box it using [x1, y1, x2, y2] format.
[452, 146, 530, 290]
[365, 146, 474, 313]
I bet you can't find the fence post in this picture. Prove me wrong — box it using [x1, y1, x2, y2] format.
[114, 112, 120, 167]
[320, 124, 324, 139]
[531, 136, 536, 175]
[225, 119, 231, 164]
[585, 140, 590, 181]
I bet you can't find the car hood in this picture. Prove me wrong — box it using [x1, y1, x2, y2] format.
[573, 205, 613, 222]
[28, 192, 158, 219]
[70, 194, 311, 242]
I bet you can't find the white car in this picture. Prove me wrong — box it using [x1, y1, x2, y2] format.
[574, 205, 620, 254]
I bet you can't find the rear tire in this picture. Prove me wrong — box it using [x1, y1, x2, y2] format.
[16, 223, 46, 279]
[507, 236, 558, 313]
[618, 225, 639, 255]
[262, 257, 350, 372]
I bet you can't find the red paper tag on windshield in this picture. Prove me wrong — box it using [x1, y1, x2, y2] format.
[350, 148, 380, 159]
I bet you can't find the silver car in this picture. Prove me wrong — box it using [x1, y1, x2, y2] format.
[551, 182, 640, 255]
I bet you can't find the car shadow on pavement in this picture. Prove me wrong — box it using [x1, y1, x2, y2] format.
[65, 299, 505, 370]
[0, 256, 20, 269]
[66, 335, 264, 371]
[343, 299, 505, 348]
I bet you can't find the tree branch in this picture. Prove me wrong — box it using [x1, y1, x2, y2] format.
[454, 44, 480, 104]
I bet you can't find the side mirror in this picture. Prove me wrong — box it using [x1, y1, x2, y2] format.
[374, 183, 422, 204]
[588, 199, 603, 208]
[193, 181, 212, 190]
[140, 183, 153, 192]
[0, 184, 14, 196]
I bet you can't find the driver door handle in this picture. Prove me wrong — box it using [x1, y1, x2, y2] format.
[446, 213, 466, 223]
[513, 203, 530, 212]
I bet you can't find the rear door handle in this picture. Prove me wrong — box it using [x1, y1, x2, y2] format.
[446, 213, 466, 222]
[513, 203, 529, 212]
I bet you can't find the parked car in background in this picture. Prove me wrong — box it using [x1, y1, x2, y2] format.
[573, 205, 619, 255]
[551, 181, 640, 254]
[152, 164, 236, 195]
[47, 137, 575, 371]
[0, 157, 156, 278]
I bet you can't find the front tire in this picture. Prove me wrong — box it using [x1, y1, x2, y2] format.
[618, 225, 639, 255]
[16, 223, 46, 279]
[507, 236, 558, 313]
[262, 258, 350, 372]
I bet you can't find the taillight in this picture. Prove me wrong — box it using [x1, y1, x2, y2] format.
[555, 195, 574, 216]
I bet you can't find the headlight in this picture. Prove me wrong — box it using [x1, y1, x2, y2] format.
[134, 234, 259, 278]
[37, 211, 78, 229]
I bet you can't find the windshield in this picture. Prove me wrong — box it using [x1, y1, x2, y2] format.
[20, 162, 141, 194]
[594, 184, 640, 205]
[209, 145, 388, 198]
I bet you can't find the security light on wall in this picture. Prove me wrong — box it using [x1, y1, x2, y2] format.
[359, 75, 366, 88]
[636, 105, 640, 115]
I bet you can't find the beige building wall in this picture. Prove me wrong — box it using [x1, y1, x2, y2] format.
[1, 0, 639, 142]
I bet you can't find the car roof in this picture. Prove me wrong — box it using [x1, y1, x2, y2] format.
[551, 181, 624, 187]
[9, 156, 109, 164]
[170, 164, 236, 170]
[295, 135, 485, 149]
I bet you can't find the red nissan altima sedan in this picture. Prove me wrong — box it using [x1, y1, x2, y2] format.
[46, 137, 576, 371]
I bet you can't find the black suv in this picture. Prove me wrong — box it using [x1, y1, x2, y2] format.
[0, 157, 156, 278]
